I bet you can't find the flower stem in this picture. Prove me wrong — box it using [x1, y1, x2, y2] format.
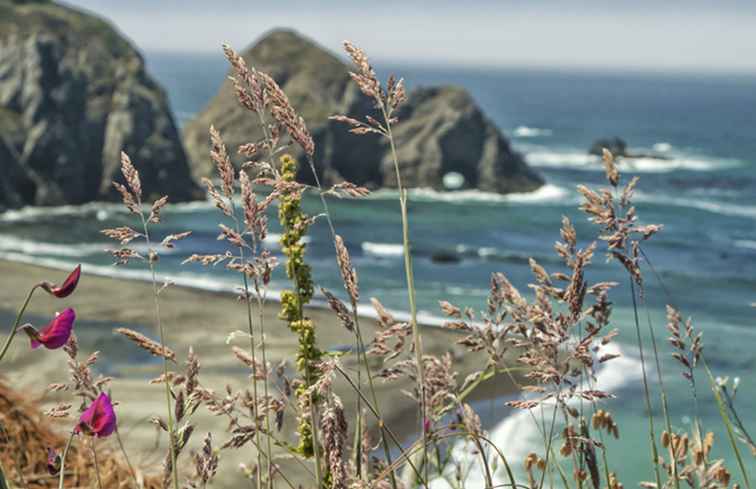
[0, 285, 39, 365]
[115, 426, 139, 489]
[91, 438, 104, 489]
[57, 432, 75, 489]
[239, 248, 264, 489]
[140, 214, 179, 489]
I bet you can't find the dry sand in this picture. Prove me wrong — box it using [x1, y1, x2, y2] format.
[0, 259, 518, 488]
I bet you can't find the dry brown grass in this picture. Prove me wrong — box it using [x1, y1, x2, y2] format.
[0, 381, 161, 489]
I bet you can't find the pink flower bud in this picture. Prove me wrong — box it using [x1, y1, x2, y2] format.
[40, 264, 81, 298]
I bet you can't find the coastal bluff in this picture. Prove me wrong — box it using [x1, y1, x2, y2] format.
[0, 0, 199, 210]
[183, 29, 544, 194]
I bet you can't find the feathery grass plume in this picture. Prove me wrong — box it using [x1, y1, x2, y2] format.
[433, 209, 631, 486]
[103, 151, 191, 489]
[190, 433, 219, 489]
[646, 429, 737, 489]
[114, 328, 176, 362]
[578, 153, 689, 489]
[320, 288, 354, 332]
[260, 72, 315, 157]
[223, 43, 266, 114]
[602, 147, 620, 187]
[666, 306, 702, 382]
[277, 153, 322, 457]
[321, 396, 349, 489]
[333, 40, 427, 487]
[192, 129, 276, 489]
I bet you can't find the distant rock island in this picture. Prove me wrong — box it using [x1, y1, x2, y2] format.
[0, 0, 199, 210]
[183, 29, 544, 194]
[589, 137, 670, 161]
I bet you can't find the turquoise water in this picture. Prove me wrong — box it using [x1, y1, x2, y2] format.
[1, 55, 754, 485]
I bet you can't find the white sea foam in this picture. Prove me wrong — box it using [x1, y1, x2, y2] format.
[369, 184, 569, 205]
[262, 232, 310, 246]
[734, 240, 756, 250]
[0, 235, 107, 257]
[653, 142, 673, 152]
[430, 342, 642, 488]
[504, 183, 569, 203]
[526, 150, 736, 173]
[362, 241, 404, 257]
[0, 234, 183, 258]
[513, 126, 553, 138]
[635, 192, 756, 220]
[0, 202, 127, 223]
[476, 246, 499, 258]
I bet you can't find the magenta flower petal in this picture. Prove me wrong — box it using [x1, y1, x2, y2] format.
[76, 392, 117, 438]
[40, 264, 81, 298]
[53, 264, 81, 298]
[33, 308, 75, 349]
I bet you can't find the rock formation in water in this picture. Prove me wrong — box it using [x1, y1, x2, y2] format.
[0, 0, 199, 210]
[589, 137, 628, 157]
[183, 28, 544, 194]
[589, 136, 670, 161]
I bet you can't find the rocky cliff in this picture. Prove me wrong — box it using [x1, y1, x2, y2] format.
[0, 0, 199, 210]
[183, 29, 543, 194]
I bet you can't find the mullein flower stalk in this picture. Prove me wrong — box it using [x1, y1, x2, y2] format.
[277, 154, 323, 461]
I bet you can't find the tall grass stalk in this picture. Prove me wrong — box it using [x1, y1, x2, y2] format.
[138, 210, 179, 489]
[381, 103, 430, 487]
[250, 110, 280, 489]
[240, 247, 265, 489]
[302, 152, 401, 489]
[642, 303, 680, 489]
[629, 278, 663, 489]
[704, 360, 751, 489]
[224, 180, 266, 489]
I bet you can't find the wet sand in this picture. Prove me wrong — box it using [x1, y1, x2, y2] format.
[0, 259, 518, 487]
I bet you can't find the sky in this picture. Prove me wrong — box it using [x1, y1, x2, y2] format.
[63, 1, 756, 74]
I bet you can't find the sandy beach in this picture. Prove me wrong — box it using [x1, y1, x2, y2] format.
[0, 259, 518, 488]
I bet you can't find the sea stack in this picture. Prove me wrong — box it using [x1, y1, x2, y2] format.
[183, 28, 544, 194]
[0, 0, 199, 210]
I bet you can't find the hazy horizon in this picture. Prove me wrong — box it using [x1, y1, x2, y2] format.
[61, 0, 756, 75]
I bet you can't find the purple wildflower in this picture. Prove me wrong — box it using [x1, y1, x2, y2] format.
[75, 392, 117, 438]
[19, 308, 76, 350]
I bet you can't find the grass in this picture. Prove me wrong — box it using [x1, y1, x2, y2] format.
[0, 38, 752, 489]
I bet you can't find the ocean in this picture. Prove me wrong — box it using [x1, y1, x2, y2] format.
[2, 52, 755, 485]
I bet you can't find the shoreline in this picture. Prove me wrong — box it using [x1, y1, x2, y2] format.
[0, 259, 519, 487]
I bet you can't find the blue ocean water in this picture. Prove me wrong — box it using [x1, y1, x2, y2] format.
[1, 53, 754, 485]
